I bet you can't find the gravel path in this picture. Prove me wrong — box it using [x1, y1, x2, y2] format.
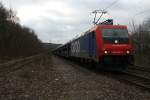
[52, 55, 150, 100]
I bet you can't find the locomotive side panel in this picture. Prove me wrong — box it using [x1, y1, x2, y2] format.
[89, 31, 97, 60]
[70, 32, 96, 60]
[79, 33, 90, 58]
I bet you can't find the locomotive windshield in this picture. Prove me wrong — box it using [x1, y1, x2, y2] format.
[102, 28, 129, 44]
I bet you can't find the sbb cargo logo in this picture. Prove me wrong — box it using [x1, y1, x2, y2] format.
[71, 41, 80, 53]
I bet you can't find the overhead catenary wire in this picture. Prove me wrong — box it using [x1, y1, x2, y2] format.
[133, 9, 150, 17]
[130, 8, 150, 31]
[104, 0, 120, 10]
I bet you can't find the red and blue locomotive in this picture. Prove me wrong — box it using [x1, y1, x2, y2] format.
[53, 19, 134, 69]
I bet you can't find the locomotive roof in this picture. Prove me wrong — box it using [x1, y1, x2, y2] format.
[94, 24, 127, 29]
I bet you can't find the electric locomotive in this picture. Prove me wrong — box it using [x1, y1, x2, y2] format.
[53, 19, 134, 69]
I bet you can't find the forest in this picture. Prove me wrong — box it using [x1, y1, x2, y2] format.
[131, 19, 150, 65]
[0, 3, 43, 58]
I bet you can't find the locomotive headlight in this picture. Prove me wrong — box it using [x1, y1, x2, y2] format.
[104, 50, 108, 54]
[126, 50, 130, 54]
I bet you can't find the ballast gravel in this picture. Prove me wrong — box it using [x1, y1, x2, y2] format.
[0, 54, 149, 100]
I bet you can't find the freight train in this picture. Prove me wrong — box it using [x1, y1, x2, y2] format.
[53, 19, 134, 69]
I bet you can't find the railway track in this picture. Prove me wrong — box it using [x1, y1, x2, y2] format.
[116, 65, 150, 90]
[131, 65, 150, 73]
[53, 57, 150, 90]
[5, 54, 148, 91]
[0, 54, 42, 76]
[56, 57, 150, 91]
[57, 57, 150, 90]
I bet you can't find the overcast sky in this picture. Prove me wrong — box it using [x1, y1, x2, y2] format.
[1, 0, 150, 43]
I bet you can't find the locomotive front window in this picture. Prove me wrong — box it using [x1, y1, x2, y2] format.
[102, 29, 128, 38]
[102, 28, 129, 44]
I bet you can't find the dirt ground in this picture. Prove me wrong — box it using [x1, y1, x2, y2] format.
[0, 54, 150, 100]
